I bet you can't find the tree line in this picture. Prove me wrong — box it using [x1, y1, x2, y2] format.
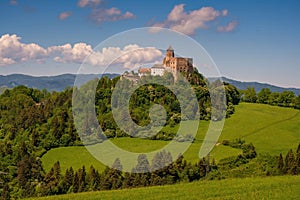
[1, 149, 216, 199]
[241, 87, 300, 109]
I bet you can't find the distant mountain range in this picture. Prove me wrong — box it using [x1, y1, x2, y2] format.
[0, 73, 118, 92]
[218, 77, 300, 95]
[0, 74, 299, 95]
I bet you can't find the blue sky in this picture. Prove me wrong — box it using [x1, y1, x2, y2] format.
[0, 0, 299, 88]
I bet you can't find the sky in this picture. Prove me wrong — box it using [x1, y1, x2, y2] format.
[0, 0, 300, 88]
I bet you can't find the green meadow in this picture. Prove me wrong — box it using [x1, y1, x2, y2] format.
[41, 103, 300, 172]
[29, 175, 300, 200]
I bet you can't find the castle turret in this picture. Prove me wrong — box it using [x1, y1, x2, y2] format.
[166, 46, 174, 57]
[163, 46, 174, 67]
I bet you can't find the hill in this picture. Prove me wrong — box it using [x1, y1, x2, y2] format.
[28, 175, 300, 200]
[41, 103, 300, 172]
[216, 77, 300, 95]
[0, 73, 118, 92]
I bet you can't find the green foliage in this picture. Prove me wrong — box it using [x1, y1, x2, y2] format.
[243, 86, 300, 110]
[276, 145, 300, 175]
[257, 88, 271, 104]
[242, 87, 257, 103]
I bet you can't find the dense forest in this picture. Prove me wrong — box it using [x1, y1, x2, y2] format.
[1, 70, 299, 199]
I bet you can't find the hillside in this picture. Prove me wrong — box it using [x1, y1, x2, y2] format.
[28, 176, 300, 200]
[41, 103, 300, 173]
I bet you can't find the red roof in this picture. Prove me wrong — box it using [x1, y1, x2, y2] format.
[138, 68, 151, 73]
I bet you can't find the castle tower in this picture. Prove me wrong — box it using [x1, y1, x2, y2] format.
[166, 46, 174, 58]
[163, 46, 174, 67]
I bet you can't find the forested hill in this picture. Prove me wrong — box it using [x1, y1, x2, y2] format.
[0, 74, 118, 92]
[0, 72, 242, 198]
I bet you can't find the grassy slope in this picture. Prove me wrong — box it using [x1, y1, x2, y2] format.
[29, 175, 300, 200]
[220, 103, 300, 155]
[41, 103, 300, 172]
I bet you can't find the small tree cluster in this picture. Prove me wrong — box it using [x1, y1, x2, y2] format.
[277, 144, 300, 175]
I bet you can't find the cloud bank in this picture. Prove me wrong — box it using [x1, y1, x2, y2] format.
[0, 34, 162, 69]
[0, 34, 47, 66]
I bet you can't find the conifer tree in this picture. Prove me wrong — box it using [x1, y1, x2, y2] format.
[88, 165, 100, 191]
[277, 153, 284, 174]
[72, 171, 79, 193]
[78, 166, 87, 192]
[285, 149, 295, 174]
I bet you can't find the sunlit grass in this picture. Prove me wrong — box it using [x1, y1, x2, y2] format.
[28, 175, 300, 200]
[42, 103, 300, 172]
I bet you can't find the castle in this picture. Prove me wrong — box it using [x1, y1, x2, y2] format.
[122, 46, 194, 82]
[162, 46, 194, 75]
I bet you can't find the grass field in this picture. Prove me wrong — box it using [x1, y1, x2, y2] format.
[220, 103, 300, 155]
[41, 103, 300, 173]
[29, 175, 300, 200]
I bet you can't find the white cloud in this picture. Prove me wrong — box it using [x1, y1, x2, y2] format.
[58, 11, 72, 20]
[90, 7, 135, 24]
[0, 34, 47, 66]
[48, 43, 94, 64]
[49, 43, 162, 69]
[114, 45, 163, 69]
[0, 34, 162, 69]
[217, 21, 238, 32]
[150, 4, 234, 35]
[77, 0, 102, 8]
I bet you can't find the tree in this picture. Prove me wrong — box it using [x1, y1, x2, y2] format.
[268, 92, 280, 105]
[243, 87, 257, 103]
[151, 150, 173, 172]
[72, 172, 79, 193]
[293, 95, 300, 109]
[257, 88, 271, 104]
[284, 149, 296, 174]
[42, 161, 61, 195]
[110, 159, 123, 189]
[131, 155, 151, 187]
[278, 91, 295, 107]
[78, 166, 87, 193]
[277, 153, 284, 174]
[87, 165, 100, 191]
[134, 154, 150, 173]
[61, 167, 74, 193]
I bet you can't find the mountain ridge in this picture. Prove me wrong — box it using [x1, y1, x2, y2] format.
[218, 77, 300, 95]
[0, 74, 299, 95]
[0, 73, 118, 92]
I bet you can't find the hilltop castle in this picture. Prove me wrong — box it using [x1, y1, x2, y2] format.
[122, 46, 194, 82]
[162, 46, 194, 75]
